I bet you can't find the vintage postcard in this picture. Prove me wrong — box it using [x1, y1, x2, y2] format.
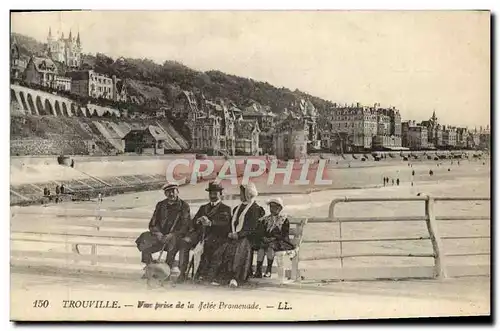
[9, 10, 491, 321]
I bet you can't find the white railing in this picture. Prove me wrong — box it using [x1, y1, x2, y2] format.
[10, 195, 490, 282]
[295, 195, 490, 280]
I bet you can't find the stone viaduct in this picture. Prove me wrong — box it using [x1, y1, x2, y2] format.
[11, 84, 121, 118]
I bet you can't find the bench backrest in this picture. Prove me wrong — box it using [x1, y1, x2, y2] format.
[288, 217, 308, 247]
[11, 210, 308, 249]
[11, 215, 308, 244]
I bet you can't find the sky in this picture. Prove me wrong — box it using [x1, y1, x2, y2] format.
[10, 10, 490, 128]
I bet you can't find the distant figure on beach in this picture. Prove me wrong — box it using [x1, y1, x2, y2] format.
[412, 170, 415, 176]
[448, 168, 451, 172]
[55, 185, 60, 195]
[98, 193, 103, 203]
[71, 160, 75, 168]
[60, 185, 65, 194]
[396, 178, 400, 186]
[429, 170, 434, 176]
[43, 187, 48, 196]
[391, 179, 394, 185]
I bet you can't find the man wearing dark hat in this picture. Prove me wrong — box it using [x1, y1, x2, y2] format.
[135, 183, 191, 277]
[177, 181, 232, 282]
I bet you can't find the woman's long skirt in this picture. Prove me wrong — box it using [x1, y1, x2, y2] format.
[205, 237, 253, 284]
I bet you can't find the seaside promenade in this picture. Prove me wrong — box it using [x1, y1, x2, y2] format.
[10, 158, 491, 321]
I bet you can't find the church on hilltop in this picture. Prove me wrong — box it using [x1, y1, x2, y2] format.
[46, 27, 82, 69]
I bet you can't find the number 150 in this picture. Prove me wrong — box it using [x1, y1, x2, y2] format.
[33, 300, 49, 308]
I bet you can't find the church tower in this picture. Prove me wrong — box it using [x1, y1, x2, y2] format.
[45, 27, 82, 68]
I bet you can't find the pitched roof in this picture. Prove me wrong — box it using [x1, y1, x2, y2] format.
[181, 91, 200, 112]
[31, 56, 58, 74]
[205, 100, 224, 112]
[116, 79, 127, 93]
[242, 103, 274, 117]
[299, 99, 317, 117]
[234, 119, 259, 138]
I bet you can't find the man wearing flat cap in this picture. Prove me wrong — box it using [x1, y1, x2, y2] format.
[135, 183, 191, 277]
[177, 181, 232, 282]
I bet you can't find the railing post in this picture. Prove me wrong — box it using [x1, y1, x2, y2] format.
[338, 210, 343, 269]
[290, 220, 303, 282]
[424, 196, 447, 279]
[328, 199, 343, 268]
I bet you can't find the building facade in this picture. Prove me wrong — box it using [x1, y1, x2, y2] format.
[234, 119, 260, 155]
[468, 130, 481, 149]
[191, 116, 221, 155]
[54, 76, 72, 92]
[172, 91, 202, 121]
[113, 78, 128, 102]
[479, 126, 490, 150]
[10, 36, 27, 80]
[122, 126, 168, 154]
[46, 28, 82, 68]
[189, 97, 237, 156]
[372, 135, 402, 149]
[241, 102, 275, 132]
[329, 103, 378, 150]
[456, 128, 468, 148]
[297, 99, 321, 150]
[442, 126, 457, 148]
[273, 128, 308, 160]
[66, 70, 114, 100]
[402, 120, 428, 149]
[23, 56, 71, 90]
[273, 110, 314, 160]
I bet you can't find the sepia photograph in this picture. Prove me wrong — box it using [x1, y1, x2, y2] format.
[8, 9, 491, 322]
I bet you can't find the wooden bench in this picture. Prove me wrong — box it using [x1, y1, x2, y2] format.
[273, 217, 308, 284]
[11, 209, 308, 284]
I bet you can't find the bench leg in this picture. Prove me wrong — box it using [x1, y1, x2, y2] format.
[276, 253, 285, 284]
[291, 250, 300, 281]
[91, 244, 97, 265]
[71, 244, 81, 264]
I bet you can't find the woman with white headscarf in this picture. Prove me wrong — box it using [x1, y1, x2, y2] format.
[205, 182, 265, 288]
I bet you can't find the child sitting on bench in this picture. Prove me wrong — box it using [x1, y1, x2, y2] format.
[254, 197, 295, 278]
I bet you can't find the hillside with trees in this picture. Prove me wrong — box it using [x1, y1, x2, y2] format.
[11, 32, 334, 119]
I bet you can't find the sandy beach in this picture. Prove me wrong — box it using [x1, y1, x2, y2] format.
[11, 159, 490, 270]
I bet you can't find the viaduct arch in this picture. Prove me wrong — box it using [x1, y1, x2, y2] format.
[10, 84, 78, 118]
[10, 84, 121, 119]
